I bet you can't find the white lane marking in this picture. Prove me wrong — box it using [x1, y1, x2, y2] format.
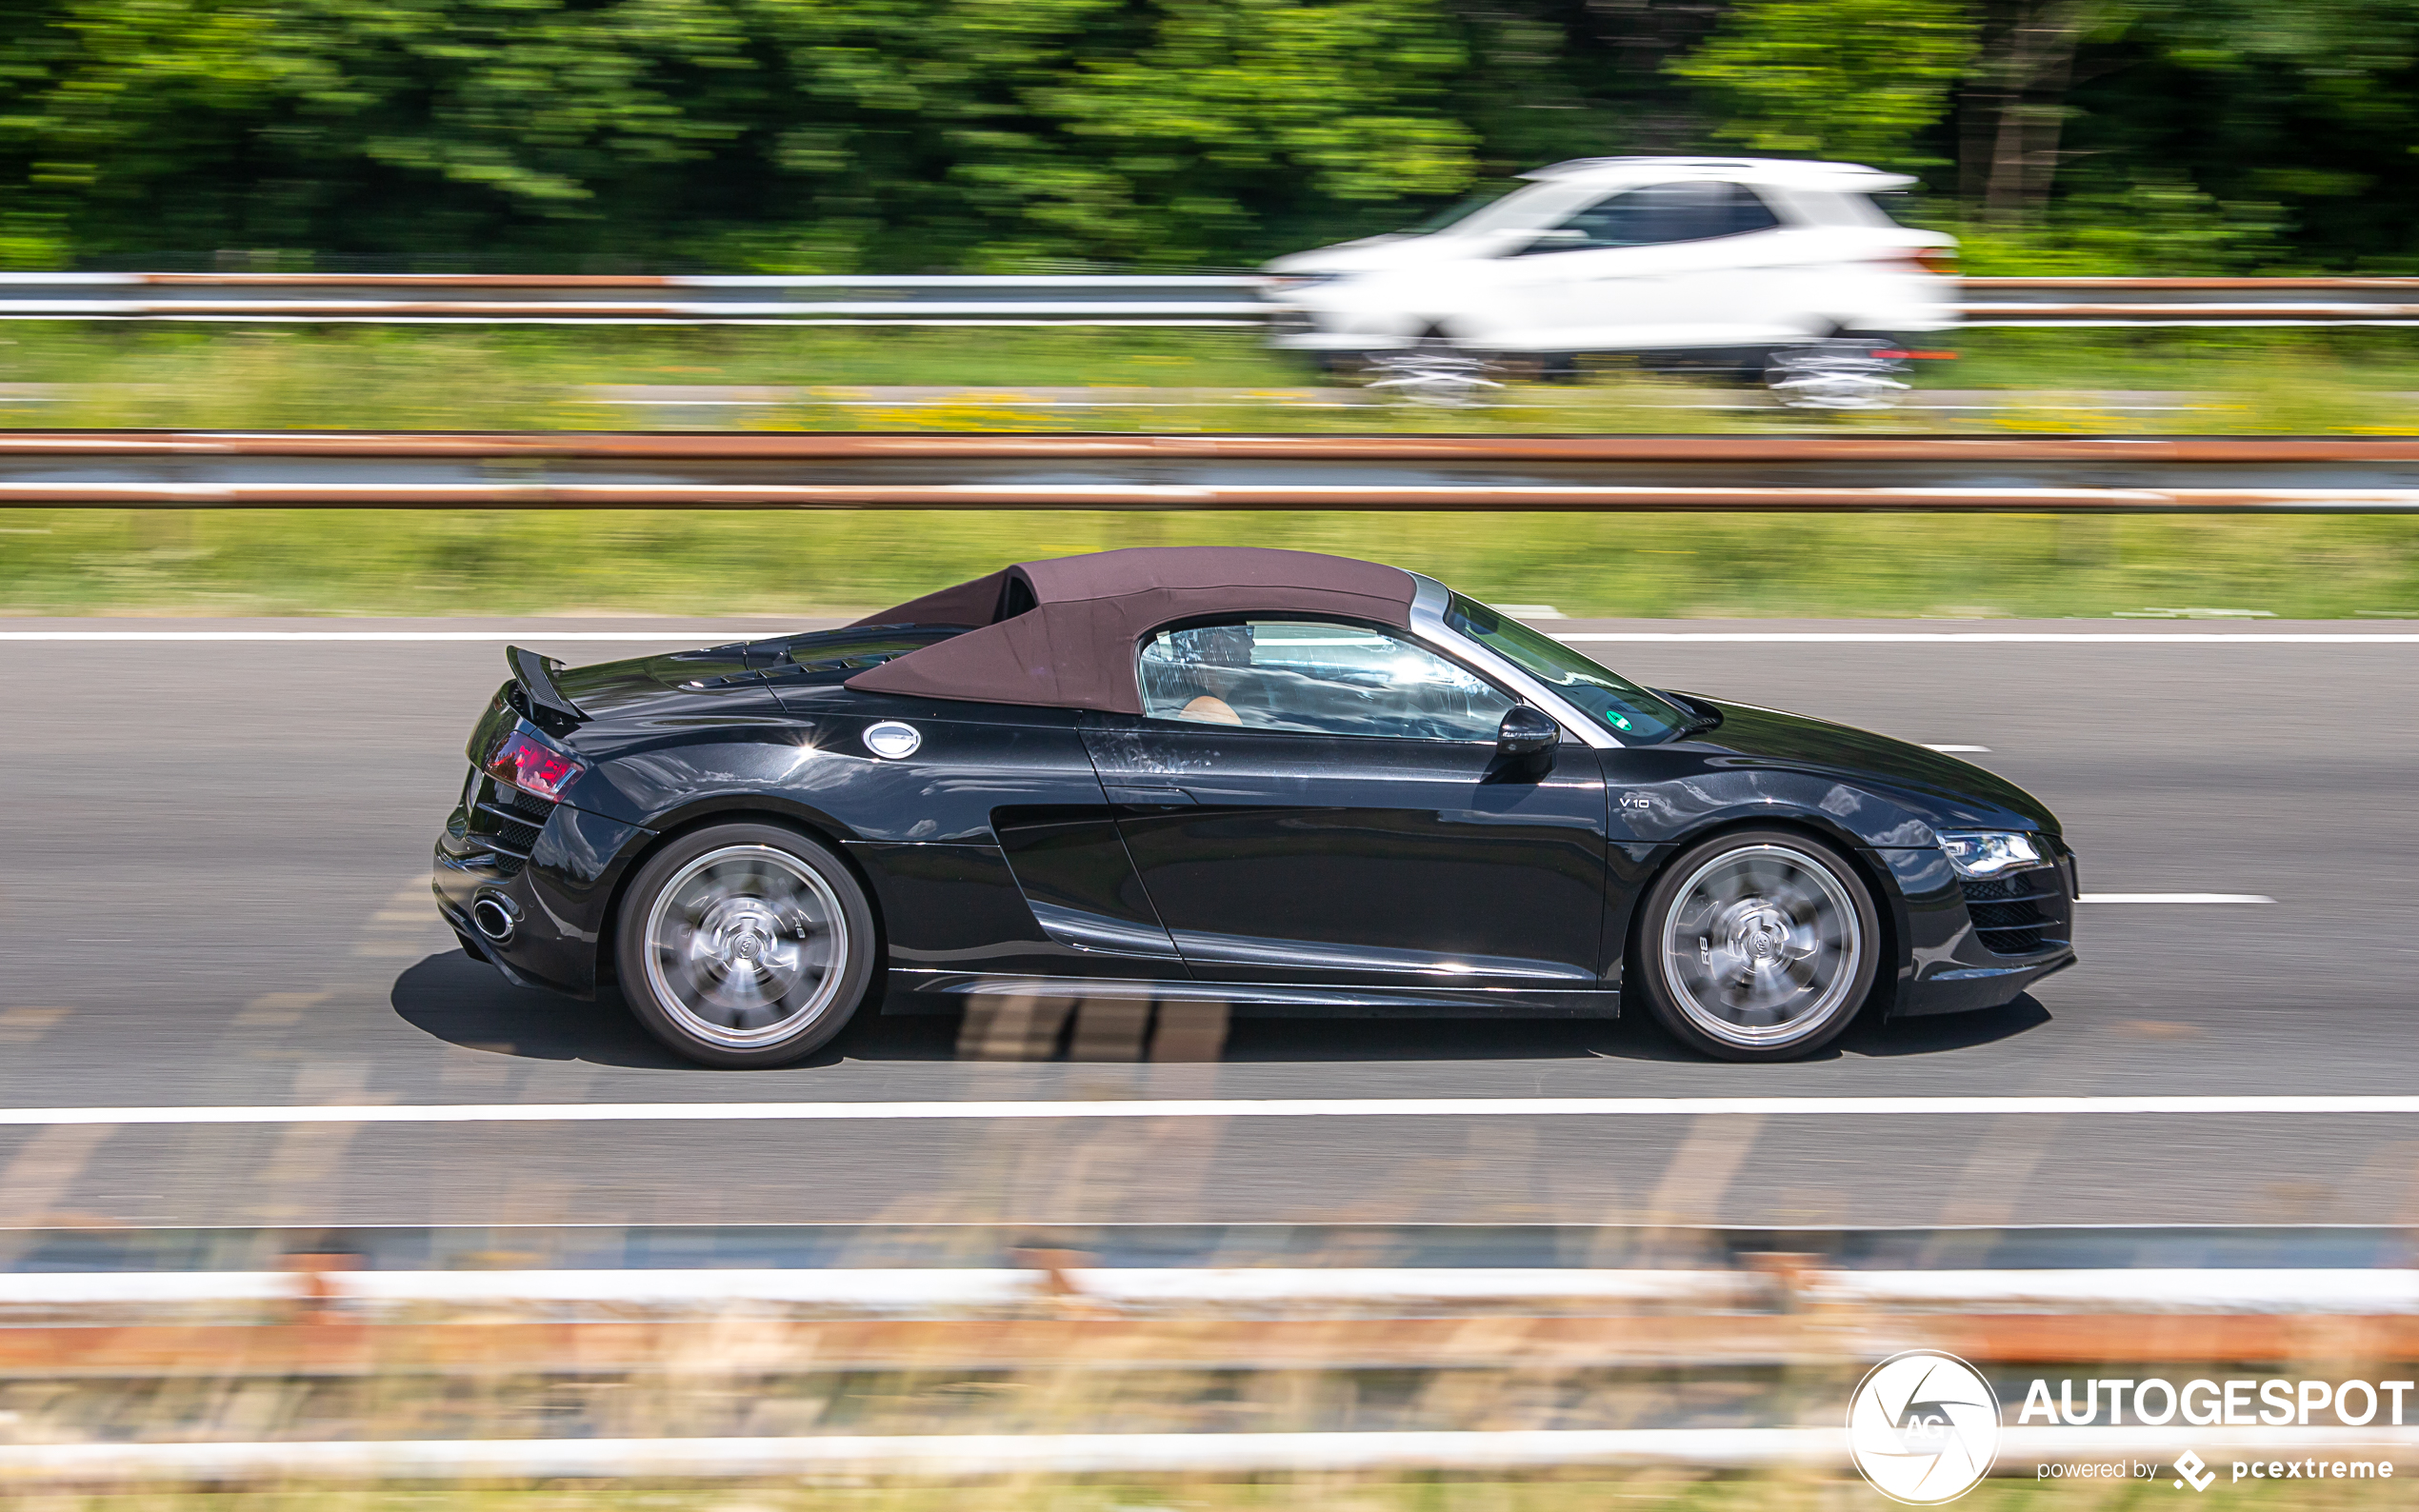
[0, 629, 2408, 644]
[1922, 744, 1990, 752]
[1555, 632, 2419, 643]
[0, 1094, 2408, 1126]
[0, 630, 785, 642]
[2079, 893, 2274, 904]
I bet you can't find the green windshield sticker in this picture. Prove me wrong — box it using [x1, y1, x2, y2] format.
[1607, 711, 1634, 731]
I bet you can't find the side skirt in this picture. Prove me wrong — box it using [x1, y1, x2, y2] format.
[884, 971, 1619, 1019]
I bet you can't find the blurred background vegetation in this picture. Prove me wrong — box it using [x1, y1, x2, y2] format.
[4, 325, 2418, 432]
[7, 506, 2414, 620]
[5, 0, 2419, 619]
[3, 324, 2417, 619]
[2, 0, 2415, 273]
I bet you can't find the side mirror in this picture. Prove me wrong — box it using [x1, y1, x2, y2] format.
[1496, 706, 1559, 763]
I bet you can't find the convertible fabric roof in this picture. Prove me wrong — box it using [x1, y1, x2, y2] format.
[844, 547, 1420, 713]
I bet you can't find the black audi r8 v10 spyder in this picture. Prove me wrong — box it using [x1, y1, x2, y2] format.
[435, 547, 2074, 1065]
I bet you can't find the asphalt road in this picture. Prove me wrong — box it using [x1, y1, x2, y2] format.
[0, 616, 2413, 1235]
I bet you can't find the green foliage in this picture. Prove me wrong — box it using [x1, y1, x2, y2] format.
[1027, 0, 1476, 263]
[2, 0, 2417, 272]
[0, 0, 1476, 269]
[1669, 0, 1978, 168]
[1930, 179, 2289, 274]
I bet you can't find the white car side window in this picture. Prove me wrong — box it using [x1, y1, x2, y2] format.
[1523, 181, 1781, 252]
[1139, 620, 1516, 742]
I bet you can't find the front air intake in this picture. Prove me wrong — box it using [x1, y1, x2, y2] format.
[1959, 874, 2066, 956]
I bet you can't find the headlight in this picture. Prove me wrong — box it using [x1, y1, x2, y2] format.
[1262, 273, 1347, 293]
[1937, 829, 2047, 879]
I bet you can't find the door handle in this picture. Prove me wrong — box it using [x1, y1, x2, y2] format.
[1104, 783, 1197, 806]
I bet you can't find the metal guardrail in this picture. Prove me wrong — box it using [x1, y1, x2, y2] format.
[0, 1220, 2412, 1484]
[1963, 277, 2419, 326]
[1, 272, 2415, 326]
[2, 431, 2418, 511]
[0, 272, 1272, 325]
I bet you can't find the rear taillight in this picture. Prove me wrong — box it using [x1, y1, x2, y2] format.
[486, 729, 584, 803]
[1913, 247, 1957, 276]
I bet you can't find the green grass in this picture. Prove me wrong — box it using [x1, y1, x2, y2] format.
[0, 324, 2416, 434]
[5, 325, 2419, 618]
[6, 507, 2418, 620]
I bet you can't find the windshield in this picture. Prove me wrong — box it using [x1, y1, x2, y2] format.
[1445, 595, 1689, 742]
[1399, 189, 1509, 236]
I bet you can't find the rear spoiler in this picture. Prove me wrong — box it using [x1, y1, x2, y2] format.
[506, 645, 588, 726]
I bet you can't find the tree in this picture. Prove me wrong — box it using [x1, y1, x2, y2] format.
[1669, 0, 1979, 169]
[0, 0, 1477, 269]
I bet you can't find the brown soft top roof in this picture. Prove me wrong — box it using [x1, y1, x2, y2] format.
[843, 547, 1420, 713]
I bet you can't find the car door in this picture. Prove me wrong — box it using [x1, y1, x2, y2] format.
[1492, 180, 1791, 350]
[1080, 619, 1612, 988]
[1669, 181, 1830, 346]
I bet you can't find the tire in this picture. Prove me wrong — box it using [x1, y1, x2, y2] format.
[1629, 828, 1881, 1062]
[1362, 334, 1503, 408]
[613, 823, 876, 1067]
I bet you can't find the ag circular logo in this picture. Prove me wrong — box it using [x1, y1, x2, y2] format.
[1848, 1349, 2001, 1504]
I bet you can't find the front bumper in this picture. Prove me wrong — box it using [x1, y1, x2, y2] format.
[1886, 842, 2079, 1019]
[433, 764, 650, 998]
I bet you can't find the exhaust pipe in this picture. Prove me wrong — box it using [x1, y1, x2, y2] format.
[471, 895, 519, 945]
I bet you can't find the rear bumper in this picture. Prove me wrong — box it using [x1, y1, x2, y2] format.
[433, 768, 650, 998]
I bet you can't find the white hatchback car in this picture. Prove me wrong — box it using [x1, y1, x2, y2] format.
[1262, 156, 1957, 403]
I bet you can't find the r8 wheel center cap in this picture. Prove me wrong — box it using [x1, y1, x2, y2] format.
[1726, 903, 1802, 966]
[695, 898, 800, 990]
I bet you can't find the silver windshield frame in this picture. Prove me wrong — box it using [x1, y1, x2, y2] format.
[1405, 573, 1622, 749]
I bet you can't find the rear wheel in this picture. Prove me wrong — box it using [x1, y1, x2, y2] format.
[1630, 828, 1880, 1062]
[1761, 338, 1909, 410]
[614, 823, 875, 1067]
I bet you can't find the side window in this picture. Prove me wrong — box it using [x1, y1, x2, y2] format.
[1717, 182, 1783, 236]
[1522, 181, 1781, 252]
[1139, 620, 1518, 742]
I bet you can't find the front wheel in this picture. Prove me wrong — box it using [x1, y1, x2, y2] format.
[613, 823, 876, 1067]
[1362, 335, 1505, 408]
[1630, 829, 1881, 1062]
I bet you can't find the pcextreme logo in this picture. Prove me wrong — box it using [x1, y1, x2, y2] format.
[2176, 1451, 2219, 1491]
[1849, 1350, 2003, 1504]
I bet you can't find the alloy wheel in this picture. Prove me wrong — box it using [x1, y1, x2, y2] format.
[641, 844, 849, 1049]
[1658, 842, 1866, 1050]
